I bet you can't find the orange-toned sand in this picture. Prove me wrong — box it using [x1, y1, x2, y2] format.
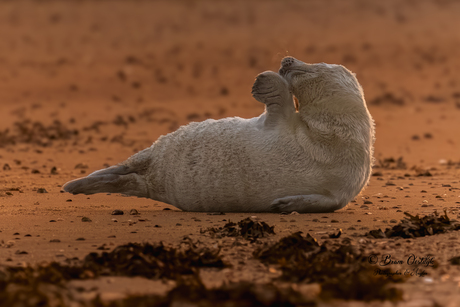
[1, 0, 460, 305]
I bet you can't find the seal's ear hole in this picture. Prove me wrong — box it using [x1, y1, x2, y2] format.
[294, 96, 299, 113]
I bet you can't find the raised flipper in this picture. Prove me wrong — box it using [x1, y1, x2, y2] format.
[270, 195, 345, 213]
[251, 71, 296, 127]
[62, 164, 150, 198]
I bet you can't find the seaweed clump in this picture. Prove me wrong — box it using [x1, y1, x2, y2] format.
[201, 217, 275, 241]
[375, 156, 407, 170]
[367, 211, 460, 239]
[254, 232, 404, 302]
[0, 241, 228, 306]
[92, 280, 316, 307]
[0, 120, 79, 147]
[3, 241, 226, 286]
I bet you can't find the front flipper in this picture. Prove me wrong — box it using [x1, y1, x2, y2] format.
[270, 195, 345, 213]
[252, 71, 296, 127]
[62, 165, 149, 198]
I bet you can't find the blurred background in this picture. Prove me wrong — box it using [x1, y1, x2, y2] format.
[0, 0, 460, 166]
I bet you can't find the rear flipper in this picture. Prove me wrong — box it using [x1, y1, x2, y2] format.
[270, 194, 345, 213]
[62, 165, 149, 198]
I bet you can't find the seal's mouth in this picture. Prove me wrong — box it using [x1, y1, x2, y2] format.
[279, 67, 304, 78]
[278, 67, 304, 93]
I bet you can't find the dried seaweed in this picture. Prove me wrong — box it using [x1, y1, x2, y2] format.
[82, 242, 226, 279]
[449, 256, 460, 265]
[375, 157, 407, 170]
[201, 217, 275, 241]
[91, 279, 316, 307]
[254, 232, 319, 264]
[0, 120, 79, 147]
[0, 281, 79, 307]
[254, 232, 404, 302]
[367, 211, 460, 239]
[4, 242, 226, 285]
[0, 242, 228, 306]
[369, 92, 405, 106]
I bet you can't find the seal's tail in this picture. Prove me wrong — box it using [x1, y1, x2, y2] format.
[62, 165, 149, 198]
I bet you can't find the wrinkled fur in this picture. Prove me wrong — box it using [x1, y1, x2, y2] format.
[63, 57, 375, 213]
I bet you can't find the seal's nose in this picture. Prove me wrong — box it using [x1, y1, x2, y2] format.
[279, 56, 296, 75]
[281, 56, 295, 68]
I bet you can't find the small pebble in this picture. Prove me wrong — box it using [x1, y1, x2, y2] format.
[37, 188, 48, 193]
[81, 217, 92, 222]
[207, 212, 225, 215]
[111, 210, 124, 215]
[50, 239, 61, 243]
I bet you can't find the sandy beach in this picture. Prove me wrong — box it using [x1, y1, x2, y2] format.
[1, 0, 460, 306]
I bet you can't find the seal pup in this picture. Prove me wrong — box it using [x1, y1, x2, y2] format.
[272, 56, 375, 212]
[63, 57, 374, 213]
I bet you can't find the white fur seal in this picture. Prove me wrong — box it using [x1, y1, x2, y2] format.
[63, 56, 375, 213]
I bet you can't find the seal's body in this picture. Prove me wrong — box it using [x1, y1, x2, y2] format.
[63, 57, 374, 213]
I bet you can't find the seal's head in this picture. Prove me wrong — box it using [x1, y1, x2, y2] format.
[279, 56, 365, 114]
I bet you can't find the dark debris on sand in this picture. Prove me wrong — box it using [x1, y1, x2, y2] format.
[2, 241, 226, 285]
[367, 211, 460, 239]
[0, 120, 79, 147]
[0, 240, 316, 307]
[92, 279, 316, 307]
[81, 241, 227, 279]
[254, 232, 404, 302]
[0, 241, 228, 306]
[201, 217, 275, 241]
[374, 156, 407, 170]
